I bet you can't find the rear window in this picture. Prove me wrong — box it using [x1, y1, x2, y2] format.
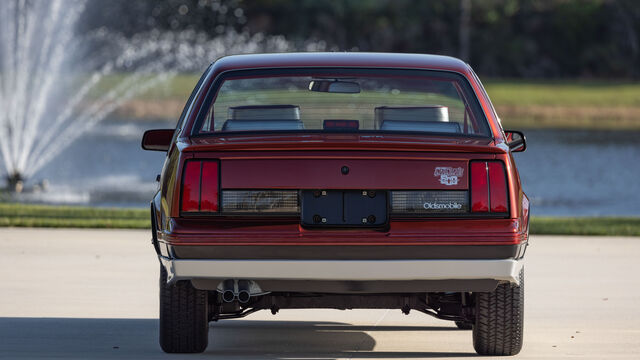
[194, 68, 490, 137]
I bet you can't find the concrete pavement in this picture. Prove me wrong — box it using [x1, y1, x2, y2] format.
[1, 228, 639, 359]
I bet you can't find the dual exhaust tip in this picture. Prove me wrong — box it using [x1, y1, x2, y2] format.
[221, 279, 252, 303]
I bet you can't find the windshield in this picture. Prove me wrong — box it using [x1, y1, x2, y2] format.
[194, 69, 490, 137]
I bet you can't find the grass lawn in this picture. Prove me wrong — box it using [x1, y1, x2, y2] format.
[0, 203, 148, 229]
[529, 217, 640, 237]
[100, 74, 640, 130]
[100, 74, 640, 107]
[484, 80, 640, 129]
[483, 80, 640, 107]
[1, 203, 639, 236]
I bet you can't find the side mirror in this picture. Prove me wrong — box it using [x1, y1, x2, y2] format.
[141, 129, 174, 151]
[504, 130, 526, 152]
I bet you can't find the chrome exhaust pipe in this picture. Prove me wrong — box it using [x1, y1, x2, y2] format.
[221, 279, 236, 303]
[217, 279, 265, 303]
[237, 279, 251, 303]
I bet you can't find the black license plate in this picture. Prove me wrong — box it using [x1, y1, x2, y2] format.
[301, 190, 388, 227]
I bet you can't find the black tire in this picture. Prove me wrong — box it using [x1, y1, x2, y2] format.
[159, 265, 209, 353]
[455, 321, 473, 330]
[472, 268, 524, 356]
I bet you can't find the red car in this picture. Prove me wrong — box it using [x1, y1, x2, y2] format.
[142, 52, 529, 355]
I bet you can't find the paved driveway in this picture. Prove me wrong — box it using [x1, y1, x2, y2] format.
[1, 228, 638, 359]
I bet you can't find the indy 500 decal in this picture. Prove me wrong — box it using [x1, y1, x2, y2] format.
[434, 166, 464, 186]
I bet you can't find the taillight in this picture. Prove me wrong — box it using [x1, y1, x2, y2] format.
[470, 161, 508, 214]
[390, 191, 469, 214]
[181, 160, 219, 213]
[488, 162, 508, 212]
[222, 190, 299, 214]
[200, 162, 219, 211]
[181, 161, 201, 212]
[470, 162, 489, 212]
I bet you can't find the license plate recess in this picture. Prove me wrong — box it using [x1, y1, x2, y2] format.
[301, 190, 388, 227]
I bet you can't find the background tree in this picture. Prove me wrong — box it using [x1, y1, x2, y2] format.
[80, 0, 640, 78]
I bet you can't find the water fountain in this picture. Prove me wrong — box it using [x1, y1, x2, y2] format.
[0, 0, 305, 195]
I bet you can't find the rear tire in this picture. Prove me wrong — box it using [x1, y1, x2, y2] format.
[159, 265, 209, 353]
[472, 268, 524, 356]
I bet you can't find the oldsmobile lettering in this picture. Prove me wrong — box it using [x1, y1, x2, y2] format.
[423, 202, 463, 210]
[434, 166, 464, 186]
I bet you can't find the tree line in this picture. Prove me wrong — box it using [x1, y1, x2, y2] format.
[82, 0, 640, 78]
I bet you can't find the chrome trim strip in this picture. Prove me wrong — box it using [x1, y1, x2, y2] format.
[161, 258, 523, 285]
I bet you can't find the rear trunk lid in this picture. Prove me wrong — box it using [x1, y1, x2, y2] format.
[221, 158, 473, 190]
[185, 133, 501, 191]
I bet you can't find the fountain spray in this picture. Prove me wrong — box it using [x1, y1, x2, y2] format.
[0, 0, 304, 193]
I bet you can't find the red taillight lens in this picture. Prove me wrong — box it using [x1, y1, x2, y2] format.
[200, 161, 219, 212]
[488, 162, 508, 212]
[181, 160, 219, 213]
[470, 161, 508, 214]
[470, 162, 489, 212]
[181, 161, 201, 212]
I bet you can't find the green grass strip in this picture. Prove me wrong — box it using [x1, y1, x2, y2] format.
[0, 203, 148, 229]
[1, 203, 639, 236]
[484, 80, 640, 107]
[0, 216, 149, 229]
[85, 74, 640, 129]
[94, 74, 640, 107]
[530, 217, 640, 237]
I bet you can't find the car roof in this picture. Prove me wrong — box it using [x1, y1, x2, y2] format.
[211, 52, 471, 74]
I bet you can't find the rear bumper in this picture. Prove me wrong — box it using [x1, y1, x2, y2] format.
[160, 257, 524, 286]
[165, 243, 526, 260]
[155, 217, 529, 292]
[160, 218, 529, 246]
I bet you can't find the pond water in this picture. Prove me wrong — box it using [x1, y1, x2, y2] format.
[8, 120, 640, 216]
[514, 129, 640, 216]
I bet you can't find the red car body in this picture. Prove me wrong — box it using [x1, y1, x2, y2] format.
[143, 52, 529, 355]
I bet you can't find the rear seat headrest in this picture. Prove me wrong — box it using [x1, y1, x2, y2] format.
[379, 120, 460, 133]
[229, 105, 300, 121]
[374, 106, 449, 128]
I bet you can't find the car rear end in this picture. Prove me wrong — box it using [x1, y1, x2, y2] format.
[146, 53, 529, 355]
[163, 142, 526, 287]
